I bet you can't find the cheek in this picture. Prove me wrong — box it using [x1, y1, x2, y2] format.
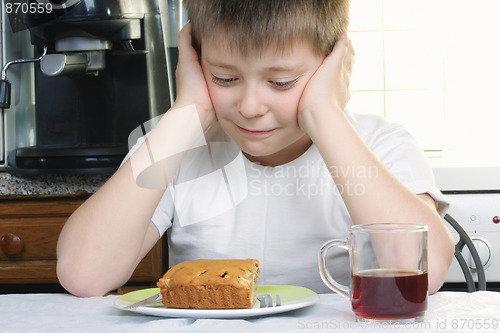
[272, 91, 302, 124]
[202, 68, 231, 117]
[206, 85, 232, 118]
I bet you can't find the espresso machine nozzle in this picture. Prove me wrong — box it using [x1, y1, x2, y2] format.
[0, 46, 47, 108]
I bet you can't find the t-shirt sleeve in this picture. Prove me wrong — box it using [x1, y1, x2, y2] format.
[150, 189, 174, 236]
[348, 111, 449, 217]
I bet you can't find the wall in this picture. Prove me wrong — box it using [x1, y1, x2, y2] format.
[347, 0, 500, 168]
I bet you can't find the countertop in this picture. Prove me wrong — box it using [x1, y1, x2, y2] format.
[0, 172, 110, 197]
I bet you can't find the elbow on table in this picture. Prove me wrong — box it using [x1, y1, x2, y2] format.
[429, 236, 455, 294]
[428, 273, 447, 295]
[56, 260, 114, 297]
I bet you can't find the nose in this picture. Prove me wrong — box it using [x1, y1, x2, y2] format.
[238, 83, 268, 118]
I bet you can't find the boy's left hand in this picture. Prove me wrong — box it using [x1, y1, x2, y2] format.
[298, 34, 354, 136]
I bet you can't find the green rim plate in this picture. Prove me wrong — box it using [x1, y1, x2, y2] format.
[114, 285, 319, 319]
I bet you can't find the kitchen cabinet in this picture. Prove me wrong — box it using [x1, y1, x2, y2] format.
[0, 195, 165, 292]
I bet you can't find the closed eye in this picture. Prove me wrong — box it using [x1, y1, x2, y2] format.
[270, 78, 300, 90]
[211, 74, 238, 86]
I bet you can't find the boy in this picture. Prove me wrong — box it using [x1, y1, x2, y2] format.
[56, 0, 454, 297]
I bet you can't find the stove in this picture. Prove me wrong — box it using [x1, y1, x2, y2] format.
[434, 167, 500, 291]
[443, 193, 500, 285]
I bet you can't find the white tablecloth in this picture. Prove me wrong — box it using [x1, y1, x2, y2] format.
[1, 291, 499, 333]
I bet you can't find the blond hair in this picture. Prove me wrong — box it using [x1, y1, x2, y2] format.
[183, 0, 350, 56]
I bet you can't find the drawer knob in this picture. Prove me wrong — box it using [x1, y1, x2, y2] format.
[0, 233, 24, 256]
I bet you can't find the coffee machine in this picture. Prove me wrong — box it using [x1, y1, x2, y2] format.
[1, 0, 180, 174]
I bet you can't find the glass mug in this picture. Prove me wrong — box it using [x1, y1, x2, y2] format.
[319, 224, 428, 322]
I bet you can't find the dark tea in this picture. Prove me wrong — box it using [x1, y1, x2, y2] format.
[351, 269, 428, 320]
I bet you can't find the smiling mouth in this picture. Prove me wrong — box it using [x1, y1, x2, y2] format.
[236, 125, 275, 136]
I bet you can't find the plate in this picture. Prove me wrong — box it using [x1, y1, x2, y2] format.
[114, 285, 319, 318]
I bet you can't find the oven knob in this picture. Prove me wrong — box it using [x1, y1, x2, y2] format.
[464, 236, 491, 269]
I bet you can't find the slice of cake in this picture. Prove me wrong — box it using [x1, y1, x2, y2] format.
[157, 259, 260, 309]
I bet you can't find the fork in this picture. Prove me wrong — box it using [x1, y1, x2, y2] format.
[257, 294, 281, 308]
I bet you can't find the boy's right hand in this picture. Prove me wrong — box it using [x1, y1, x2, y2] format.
[173, 23, 216, 130]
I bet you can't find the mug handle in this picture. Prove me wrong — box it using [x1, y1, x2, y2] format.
[318, 239, 351, 300]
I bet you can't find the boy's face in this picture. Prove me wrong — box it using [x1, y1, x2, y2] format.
[201, 36, 324, 166]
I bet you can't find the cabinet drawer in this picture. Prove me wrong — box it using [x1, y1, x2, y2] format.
[0, 196, 164, 286]
[0, 218, 63, 259]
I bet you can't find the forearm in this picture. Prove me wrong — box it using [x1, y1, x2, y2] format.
[57, 23, 217, 297]
[57, 161, 164, 296]
[57, 104, 210, 296]
[307, 107, 454, 293]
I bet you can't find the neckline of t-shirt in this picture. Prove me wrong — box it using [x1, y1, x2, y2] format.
[242, 143, 320, 171]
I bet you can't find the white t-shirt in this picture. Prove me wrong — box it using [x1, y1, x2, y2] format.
[135, 110, 448, 293]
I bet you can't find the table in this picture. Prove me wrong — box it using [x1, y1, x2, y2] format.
[1, 291, 499, 332]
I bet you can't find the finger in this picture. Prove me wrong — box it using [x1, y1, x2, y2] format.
[332, 34, 355, 75]
[177, 22, 192, 49]
[344, 34, 355, 57]
[177, 22, 199, 62]
[338, 34, 355, 63]
[323, 34, 351, 70]
[345, 36, 355, 72]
